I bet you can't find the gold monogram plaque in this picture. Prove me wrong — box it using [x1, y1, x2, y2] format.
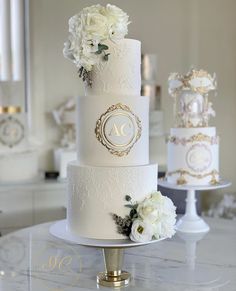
[95, 103, 142, 156]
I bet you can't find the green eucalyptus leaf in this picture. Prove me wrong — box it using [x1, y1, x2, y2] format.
[130, 208, 137, 219]
[95, 50, 102, 54]
[125, 195, 132, 202]
[103, 54, 109, 61]
[98, 44, 109, 50]
[124, 204, 133, 209]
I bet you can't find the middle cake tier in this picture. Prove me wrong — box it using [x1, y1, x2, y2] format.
[67, 162, 158, 239]
[77, 95, 149, 166]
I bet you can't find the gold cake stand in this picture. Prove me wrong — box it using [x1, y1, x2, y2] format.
[50, 219, 164, 287]
[97, 248, 130, 287]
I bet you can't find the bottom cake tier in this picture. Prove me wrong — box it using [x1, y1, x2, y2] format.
[167, 127, 219, 186]
[67, 162, 158, 239]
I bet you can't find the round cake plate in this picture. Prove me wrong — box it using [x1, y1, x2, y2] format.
[50, 220, 165, 287]
[158, 179, 231, 234]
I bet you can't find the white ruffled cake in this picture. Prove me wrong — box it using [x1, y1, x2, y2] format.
[63, 4, 176, 242]
[167, 69, 219, 186]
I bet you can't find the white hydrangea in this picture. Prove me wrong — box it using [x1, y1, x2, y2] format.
[63, 4, 130, 72]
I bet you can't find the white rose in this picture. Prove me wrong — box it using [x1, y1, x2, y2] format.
[82, 4, 103, 15]
[150, 192, 176, 239]
[85, 12, 108, 39]
[153, 216, 176, 239]
[137, 191, 167, 223]
[130, 219, 154, 243]
[150, 191, 176, 216]
[105, 4, 129, 24]
[137, 191, 176, 240]
[79, 53, 97, 71]
[68, 14, 83, 36]
[149, 191, 163, 202]
[104, 4, 130, 41]
[137, 198, 160, 223]
[64, 4, 130, 72]
[63, 39, 75, 61]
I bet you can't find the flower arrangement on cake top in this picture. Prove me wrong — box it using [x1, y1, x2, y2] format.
[63, 4, 130, 85]
[112, 192, 176, 243]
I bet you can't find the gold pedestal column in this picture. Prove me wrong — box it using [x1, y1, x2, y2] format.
[97, 248, 131, 287]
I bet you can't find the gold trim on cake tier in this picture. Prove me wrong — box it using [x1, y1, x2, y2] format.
[95, 103, 142, 157]
[0, 106, 22, 114]
[167, 133, 219, 145]
[166, 169, 219, 185]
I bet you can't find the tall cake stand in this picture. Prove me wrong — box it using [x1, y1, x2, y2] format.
[158, 179, 231, 233]
[50, 220, 164, 287]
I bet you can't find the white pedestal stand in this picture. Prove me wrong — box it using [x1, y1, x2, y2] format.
[50, 220, 164, 288]
[158, 180, 231, 233]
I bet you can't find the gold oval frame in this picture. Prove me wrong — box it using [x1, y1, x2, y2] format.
[95, 103, 142, 157]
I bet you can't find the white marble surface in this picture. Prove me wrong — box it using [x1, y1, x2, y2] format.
[0, 217, 235, 290]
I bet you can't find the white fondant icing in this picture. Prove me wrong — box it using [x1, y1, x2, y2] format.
[77, 95, 149, 166]
[66, 37, 156, 240]
[167, 127, 219, 185]
[67, 162, 158, 239]
[85, 39, 141, 96]
[186, 144, 212, 172]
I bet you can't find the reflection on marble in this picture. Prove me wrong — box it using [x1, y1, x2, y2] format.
[0, 218, 235, 290]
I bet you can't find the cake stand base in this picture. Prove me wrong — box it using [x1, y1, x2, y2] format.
[175, 215, 210, 233]
[97, 248, 130, 287]
[158, 179, 231, 234]
[50, 220, 164, 288]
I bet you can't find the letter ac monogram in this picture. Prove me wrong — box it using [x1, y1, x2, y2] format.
[109, 123, 130, 137]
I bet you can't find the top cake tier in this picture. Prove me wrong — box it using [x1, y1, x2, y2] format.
[84, 39, 141, 97]
[168, 69, 217, 128]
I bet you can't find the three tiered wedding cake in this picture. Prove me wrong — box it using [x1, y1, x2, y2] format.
[167, 69, 219, 186]
[63, 4, 176, 242]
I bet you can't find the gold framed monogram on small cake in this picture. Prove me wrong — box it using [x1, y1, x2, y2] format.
[0, 106, 25, 148]
[95, 103, 142, 157]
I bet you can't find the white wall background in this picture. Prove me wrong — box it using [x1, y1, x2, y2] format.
[29, 0, 236, 193]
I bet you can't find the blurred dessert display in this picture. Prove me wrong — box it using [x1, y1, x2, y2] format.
[141, 54, 166, 168]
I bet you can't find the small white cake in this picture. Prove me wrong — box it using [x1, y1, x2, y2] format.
[0, 107, 39, 183]
[167, 69, 219, 186]
[54, 148, 76, 179]
[0, 149, 38, 183]
[167, 127, 219, 185]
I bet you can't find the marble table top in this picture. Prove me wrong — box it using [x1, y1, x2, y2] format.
[0, 217, 235, 290]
